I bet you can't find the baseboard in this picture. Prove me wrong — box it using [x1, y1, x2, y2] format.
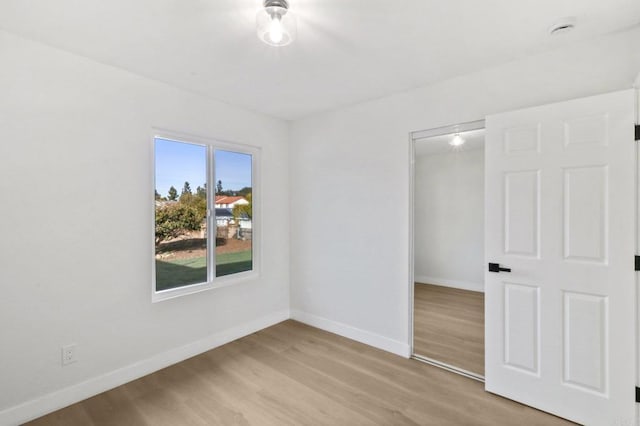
[0, 309, 290, 426]
[415, 275, 484, 293]
[290, 309, 411, 358]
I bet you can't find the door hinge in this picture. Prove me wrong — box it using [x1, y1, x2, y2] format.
[635, 256, 640, 271]
[636, 386, 640, 403]
[636, 124, 640, 141]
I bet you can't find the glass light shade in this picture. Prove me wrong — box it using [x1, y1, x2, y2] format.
[257, 6, 296, 46]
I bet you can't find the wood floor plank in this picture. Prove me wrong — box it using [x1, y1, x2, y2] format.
[232, 336, 418, 425]
[26, 320, 574, 425]
[413, 282, 485, 375]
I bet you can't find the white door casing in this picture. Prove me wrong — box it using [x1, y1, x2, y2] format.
[485, 90, 636, 425]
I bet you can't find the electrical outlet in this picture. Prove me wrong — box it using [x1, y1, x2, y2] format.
[61, 344, 77, 366]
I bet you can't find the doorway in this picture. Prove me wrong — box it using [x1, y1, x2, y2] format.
[410, 120, 485, 380]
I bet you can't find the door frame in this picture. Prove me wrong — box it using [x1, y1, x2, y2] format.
[408, 119, 485, 381]
[634, 82, 639, 423]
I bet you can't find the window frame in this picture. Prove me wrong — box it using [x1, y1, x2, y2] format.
[151, 129, 261, 302]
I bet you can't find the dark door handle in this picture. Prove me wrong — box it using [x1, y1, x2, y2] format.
[488, 263, 511, 273]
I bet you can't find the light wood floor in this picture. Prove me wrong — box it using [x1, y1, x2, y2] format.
[27, 320, 574, 425]
[414, 283, 485, 376]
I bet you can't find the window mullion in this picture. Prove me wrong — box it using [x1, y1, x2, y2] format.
[207, 145, 216, 283]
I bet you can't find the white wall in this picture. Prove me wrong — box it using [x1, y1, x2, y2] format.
[0, 30, 290, 424]
[289, 27, 640, 357]
[414, 148, 484, 292]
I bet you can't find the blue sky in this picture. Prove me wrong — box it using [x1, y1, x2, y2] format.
[155, 138, 252, 198]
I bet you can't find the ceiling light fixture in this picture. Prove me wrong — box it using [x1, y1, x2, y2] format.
[449, 133, 465, 147]
[257, 0, 297, 47]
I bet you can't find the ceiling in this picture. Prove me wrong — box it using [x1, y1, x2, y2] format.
[0, 0, 638, 120]
[415, 129, 485, 157]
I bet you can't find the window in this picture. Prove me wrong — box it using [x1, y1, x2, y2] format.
[153, 134, 258, 301]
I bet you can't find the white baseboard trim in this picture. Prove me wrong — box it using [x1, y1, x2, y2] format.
[290, 310, 411, 358]
[415, 275, 484, 293]
[0, 309, 290, 426]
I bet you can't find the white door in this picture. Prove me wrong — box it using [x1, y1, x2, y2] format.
[485, 90, 636, 425]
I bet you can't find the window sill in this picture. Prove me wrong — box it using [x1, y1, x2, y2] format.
[152, 270, 260, 303]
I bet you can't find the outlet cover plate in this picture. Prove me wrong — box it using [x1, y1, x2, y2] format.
[62, 344, 77, 366]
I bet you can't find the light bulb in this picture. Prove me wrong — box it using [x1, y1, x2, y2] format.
[268, 16, 284, 44]
[450, 133, 465, 147]
[257, 1, 296, 46]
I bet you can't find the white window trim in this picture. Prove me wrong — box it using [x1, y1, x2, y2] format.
[150, 128, 261, 303]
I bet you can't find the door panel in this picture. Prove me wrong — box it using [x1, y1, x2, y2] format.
[504, 124, 540, 154]
[562, 291, 607, 394]
[504, 283, 539, 374]
[485, 90, 636, 425]
[504, 170, 540, 257]
[563, 165, 608, 262]
[564, 114, 609, 148]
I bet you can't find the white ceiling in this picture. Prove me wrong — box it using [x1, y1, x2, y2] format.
[0, 0, 638, 120]
[415, 129, 485, 157]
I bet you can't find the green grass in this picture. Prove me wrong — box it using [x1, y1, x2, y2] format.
[216, 249, 253, 278]
[156, 250, 252, 291]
